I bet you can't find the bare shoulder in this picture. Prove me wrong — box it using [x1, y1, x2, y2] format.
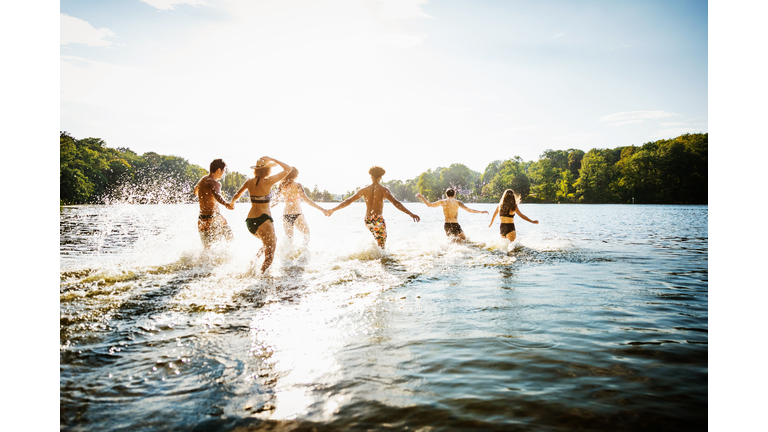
[380, 185, 396, 198]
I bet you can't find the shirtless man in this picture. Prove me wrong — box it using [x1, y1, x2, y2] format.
[193, 158, 235, 248]
[416, 189, 488, 242]
[326, 166, 420, 249]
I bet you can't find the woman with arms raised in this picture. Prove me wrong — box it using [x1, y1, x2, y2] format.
[230, 156, 292, 273]
[274, 167, 329, 246]
[488, 189, 539, 242]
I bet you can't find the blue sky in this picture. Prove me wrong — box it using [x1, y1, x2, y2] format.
[59, 0, 708, 192]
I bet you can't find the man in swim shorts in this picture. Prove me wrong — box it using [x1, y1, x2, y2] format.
[193, 159, 235, 248]
[326, 166, 420, 249]
[416, 188, 488, 242]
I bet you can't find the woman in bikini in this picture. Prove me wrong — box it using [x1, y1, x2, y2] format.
[488, 189, 539, 241]
[230, 156, 292, 273]
[273, 167, 329, 245]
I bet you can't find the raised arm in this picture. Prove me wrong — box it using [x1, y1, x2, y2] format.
[299, 185, 327, 213]
[415, 193, 441, 208]
[514, 207, 539, 224]
[262, 157, 292, 184]
[458, 201, 489, 214]
[386, 190, 420, 222]
[488, 205, 500, 227]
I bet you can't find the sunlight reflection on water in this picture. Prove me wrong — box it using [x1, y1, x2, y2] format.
[60, 203, 707, 430]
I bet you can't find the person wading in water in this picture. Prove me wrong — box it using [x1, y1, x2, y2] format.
[193, 158, 235, 249]
[229, 156, 292, 273]
[488, 189, 539, 241]
[416, 188, 488, 242]
[273, 167, 329, 246]
[326, 166, 420, 249]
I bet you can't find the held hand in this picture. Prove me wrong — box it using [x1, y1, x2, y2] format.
[324, 209, 333, 217]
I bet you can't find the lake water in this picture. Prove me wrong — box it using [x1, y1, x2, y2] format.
[60, 203, 708, 431]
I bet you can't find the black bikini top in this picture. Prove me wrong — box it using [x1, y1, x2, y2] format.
[250, 192, 272, 204]
[250, 176, 272, 203]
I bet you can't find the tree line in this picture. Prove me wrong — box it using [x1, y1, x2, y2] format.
[61, 131, 706, 205]
[368, 132, 706, 204]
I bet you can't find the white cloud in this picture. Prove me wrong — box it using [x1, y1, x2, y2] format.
[139, 0, 209, 10]
[378, 0, 431, 20]
[554, 32, 565, 38]
[599, 110, 679, 125]
[60, 14, 117, 47]
[375, 33, 425, 48]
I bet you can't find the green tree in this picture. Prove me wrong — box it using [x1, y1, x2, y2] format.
[528, 159, 559, 202]
[417, 168, 442, 201]
[575, 149, 614, 203]
[556, 169, 576, 202]
[568, 149, 585, 178]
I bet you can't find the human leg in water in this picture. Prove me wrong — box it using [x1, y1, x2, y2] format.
[294, 214, 310, 246]
[255, 221, 277, 272]
[283, 214, 300, 242]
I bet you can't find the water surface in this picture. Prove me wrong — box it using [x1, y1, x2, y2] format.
[60, 203, 707, 430]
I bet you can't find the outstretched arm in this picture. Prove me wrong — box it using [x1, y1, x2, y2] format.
[488, 206, 500, 227]
[387, 190, 420, 222]
[458, 201, 489, 214]
[415, 193, 442, 208]
[327, 189, 364, 216]
[515, 207, 539, 224]
[212, 181, 234, 210]
[299, 186, 327, 213]
[230, 181, 249, 206]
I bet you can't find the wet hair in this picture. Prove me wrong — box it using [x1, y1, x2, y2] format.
[278, 167, 299, 195]
[445, 188, 456, 198]
[368, 166, 386, 179]
[499, 189, 520, 217]
[283, 167, 299, 181]
[210, 159, 226, 173]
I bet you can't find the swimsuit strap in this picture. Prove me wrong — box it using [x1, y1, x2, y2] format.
[250, 192, 272, 203]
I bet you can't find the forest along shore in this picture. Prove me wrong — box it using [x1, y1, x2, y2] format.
[61, 131, 706, 206]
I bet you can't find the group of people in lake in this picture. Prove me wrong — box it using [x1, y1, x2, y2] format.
[194, 157, 539, 272]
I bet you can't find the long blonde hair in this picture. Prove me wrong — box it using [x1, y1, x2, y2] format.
[277, 167, 299, 194]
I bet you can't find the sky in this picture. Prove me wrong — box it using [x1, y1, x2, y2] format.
[59, 0, 708, 193]
[3, 1, 767, 426]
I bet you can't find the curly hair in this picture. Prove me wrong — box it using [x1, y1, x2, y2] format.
[368, 166, 386, 178]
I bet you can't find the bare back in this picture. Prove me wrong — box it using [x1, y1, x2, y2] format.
[195, 175, 226, 215]
[359, 183, 389, 217]
[243, 175, 277, 218]
[440, 198, 462, 223]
